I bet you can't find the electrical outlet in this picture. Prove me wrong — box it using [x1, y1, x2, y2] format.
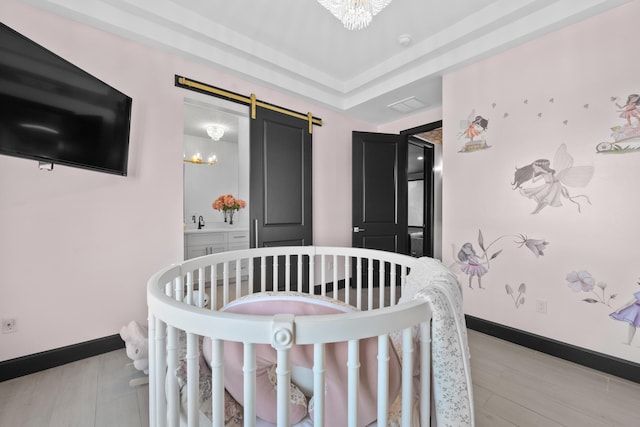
[2, 318, 17, 334]
[536, 299, 547, 314]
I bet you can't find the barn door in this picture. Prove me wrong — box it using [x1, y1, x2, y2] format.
[250, 106, 312, 290]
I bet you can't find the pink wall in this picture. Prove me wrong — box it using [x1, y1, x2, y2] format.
[443, 1, 640, 364]
[0, 0, 372, 361]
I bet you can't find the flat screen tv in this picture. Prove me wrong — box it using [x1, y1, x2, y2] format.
[0, 22, 132, 176]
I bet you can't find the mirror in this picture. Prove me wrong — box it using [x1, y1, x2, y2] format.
[183, 97, 250, 230]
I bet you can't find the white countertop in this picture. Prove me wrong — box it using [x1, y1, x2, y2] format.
[184, 226, 249, 234]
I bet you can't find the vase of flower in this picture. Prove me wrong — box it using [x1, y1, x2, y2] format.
[212, 194, 246, 226]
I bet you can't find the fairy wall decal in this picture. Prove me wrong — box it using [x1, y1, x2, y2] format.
[457, 242, 488, 289]
[458, 110, 489, 152]
[596, 93, 640, 153]
[512, 144, 594, 214]
[452, 230, 549, 290]
[610, 287, 640, 346]
[616, 93, 640, 127]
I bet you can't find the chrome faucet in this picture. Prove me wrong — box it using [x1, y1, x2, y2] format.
[198, 215, 205, 229]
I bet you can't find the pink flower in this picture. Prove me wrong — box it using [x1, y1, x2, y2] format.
[212, 199, 223, 210]
[224, 195, 235, 207]
[212, 194, 246, 212]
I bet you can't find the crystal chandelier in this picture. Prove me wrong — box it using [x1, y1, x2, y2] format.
[206, 124, 225, 141]
[318, 0, 393, 30]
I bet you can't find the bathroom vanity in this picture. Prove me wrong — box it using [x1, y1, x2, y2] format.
[184, 228, 250, 260]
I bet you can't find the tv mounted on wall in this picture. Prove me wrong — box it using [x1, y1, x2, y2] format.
[0, 22, 132, 176]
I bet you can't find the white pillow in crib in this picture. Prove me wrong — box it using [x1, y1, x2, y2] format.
[204, 292, 401, 427]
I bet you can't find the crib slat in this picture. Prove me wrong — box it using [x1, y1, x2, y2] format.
[235, 260, 242, 300]
[214, 263, 218, 310]
[312, 344, 326, 427]
[211, 264, 217, 310]
[378, 261, 385, 309]
[260, 256, 267, 292]
[298, 254, 303, 292]
[401, 328, 414, 427]
[273, 255, 279, 291]
[196, 267, 204, 306]
[305, 254, 312, 293]
[356, 257, 362, 309]
[377, 334, 390, 425]
[367, 259, 374, 309]
[248, 257, 254, 294]
[186, 332, 199, 427]
[345, 256, 351, 305]
[390, 264, 397, 305]
[154, 315, 167, 427]
[184, 271, 192, 304]
[185, 270, 191, 303]
[332, 254, 339, 295]
[347, 339, 360, 427]
[276, 347, 291, 427]
[319, 254, 326, 296]
[243, 343, 256, 427]
[286, 255, 291, 292]
[166, 325, 179, 427]
[225, 262, 233, 305]
[211, 339, 225, 427]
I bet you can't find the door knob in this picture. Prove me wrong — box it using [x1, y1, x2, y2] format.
[353, 226, 366, 232]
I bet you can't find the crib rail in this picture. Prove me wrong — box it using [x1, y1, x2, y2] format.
[147, 246, 438, 427]
[178, 246, 414, 310]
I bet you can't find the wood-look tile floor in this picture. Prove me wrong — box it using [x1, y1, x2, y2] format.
[1, 330, 638, 426]
[468, 330, 640, 427]
[0, 349, 148, 427]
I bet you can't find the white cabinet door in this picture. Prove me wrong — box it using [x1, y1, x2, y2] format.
[186, 244, 226, 260]
[184, 229, 250, 280]
[186, 245, 209, 260]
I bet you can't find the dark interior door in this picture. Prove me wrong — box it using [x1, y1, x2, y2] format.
[352, 131, 407, 253]
[250, 107, 312, 290]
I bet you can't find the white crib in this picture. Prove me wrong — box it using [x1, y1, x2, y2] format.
[147, 246, 474, 427]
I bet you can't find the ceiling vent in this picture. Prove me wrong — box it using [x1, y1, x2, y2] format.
[387, 96, 426, 114]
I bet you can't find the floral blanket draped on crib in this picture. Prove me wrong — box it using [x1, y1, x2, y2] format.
[400, 257, 475, 426]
